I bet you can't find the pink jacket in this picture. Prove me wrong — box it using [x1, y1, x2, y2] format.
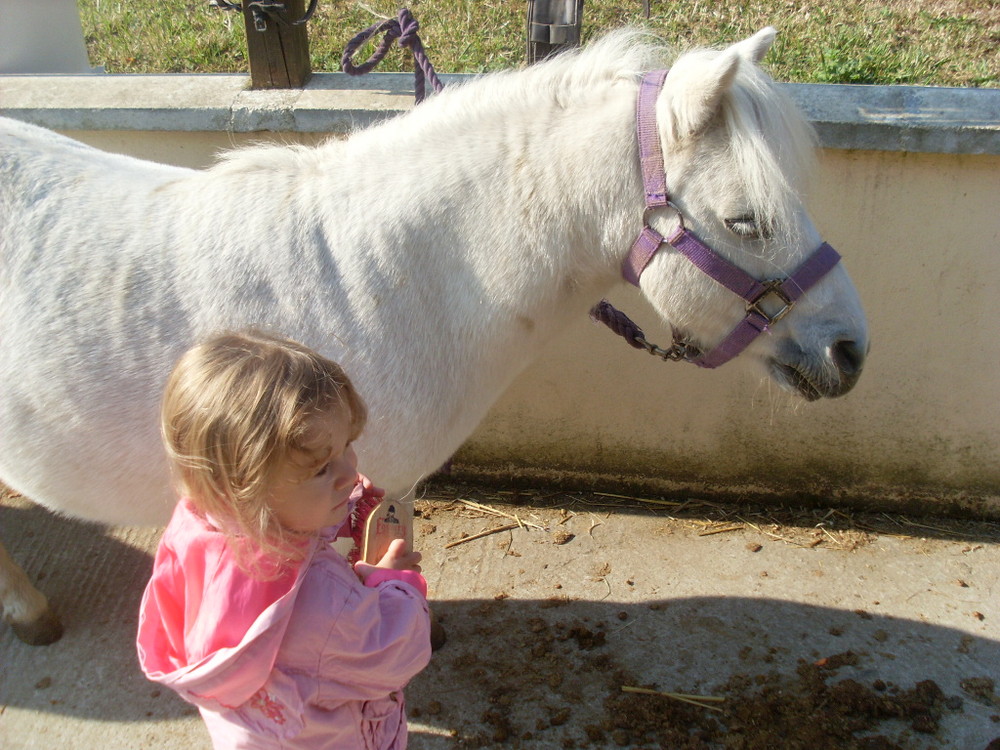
[137, 497, 431, 749]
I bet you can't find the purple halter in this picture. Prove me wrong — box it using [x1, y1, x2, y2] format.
[623, 69, 841, 369]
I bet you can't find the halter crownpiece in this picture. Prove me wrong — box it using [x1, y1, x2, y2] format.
[619, 68, 841, 369]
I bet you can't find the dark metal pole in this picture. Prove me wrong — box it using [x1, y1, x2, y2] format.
[526, 0, 585, 64]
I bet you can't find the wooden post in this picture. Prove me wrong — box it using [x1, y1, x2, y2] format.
[242, 0, 311, 89]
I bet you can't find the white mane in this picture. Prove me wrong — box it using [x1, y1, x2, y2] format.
[212, 28, 815, 250]
[209, 29, 669, 177]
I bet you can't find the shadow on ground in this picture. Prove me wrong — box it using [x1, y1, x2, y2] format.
[2, 492, 999, 749]
[408, 597, 1000, 749]
[0, 501, 189, 723]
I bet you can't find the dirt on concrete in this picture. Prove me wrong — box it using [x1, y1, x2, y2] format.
[3, 479, 1000, 749]
[406, 481, 1000, 749]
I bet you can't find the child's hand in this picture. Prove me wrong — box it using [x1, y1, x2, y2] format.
[375, 538, 421, 571]
[354, 538, 422, 583]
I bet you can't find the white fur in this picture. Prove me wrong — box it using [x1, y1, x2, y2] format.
[0, 29, 867, 634]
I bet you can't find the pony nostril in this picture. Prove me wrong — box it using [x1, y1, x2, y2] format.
[832, 340, 864, 377]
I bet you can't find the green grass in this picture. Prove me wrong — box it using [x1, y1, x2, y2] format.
[77, 0, 999, 87]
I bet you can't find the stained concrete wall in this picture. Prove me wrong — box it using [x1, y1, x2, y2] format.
[463, 147, 1000, 517]
[1, 73, 998, 517]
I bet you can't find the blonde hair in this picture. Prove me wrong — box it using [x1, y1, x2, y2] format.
[161, 330, 367, 566]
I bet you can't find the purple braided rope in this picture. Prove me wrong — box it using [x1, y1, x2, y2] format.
[589, 299, 647, 350]
[341, 8, 444, 104]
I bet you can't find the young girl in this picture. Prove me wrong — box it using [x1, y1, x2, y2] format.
[137, 330, 432, 749]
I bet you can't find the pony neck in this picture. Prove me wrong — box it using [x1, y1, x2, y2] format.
[354, 71, 643, 336]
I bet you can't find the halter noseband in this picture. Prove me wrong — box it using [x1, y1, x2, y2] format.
[622, 69, 841, 369]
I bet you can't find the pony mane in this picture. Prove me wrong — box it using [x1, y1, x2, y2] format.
[207, 27, 816, 247]
[209, 138, 328, 176]
[531, 31, 817, 247]
[353, 27, 674, 142]
[516, 28, 671, 93]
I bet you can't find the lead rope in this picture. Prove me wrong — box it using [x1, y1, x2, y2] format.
[341, 8, 444, 103]
[588, 299, 694, 362]
[589, 296, 687, 363]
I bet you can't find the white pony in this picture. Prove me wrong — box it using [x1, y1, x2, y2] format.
[0, 28, 867, 644]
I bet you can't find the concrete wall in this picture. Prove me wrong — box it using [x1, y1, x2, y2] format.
[466, 148, 1000, 517]
[2, 73, 998, 517]
[0, 0, 92, 74]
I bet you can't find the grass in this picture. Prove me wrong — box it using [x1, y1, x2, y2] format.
[77, 0, 999, 87]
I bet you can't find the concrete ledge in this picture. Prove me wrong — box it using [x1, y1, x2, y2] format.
[1, 72, 998, 154]
[785, 82, 1000, 155]
[0, 72, 462, 136]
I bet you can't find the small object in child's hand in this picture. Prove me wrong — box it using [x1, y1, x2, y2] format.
[362, 496, 414, 564]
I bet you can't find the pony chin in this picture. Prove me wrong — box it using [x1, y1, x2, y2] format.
[767, 336, 867, 400]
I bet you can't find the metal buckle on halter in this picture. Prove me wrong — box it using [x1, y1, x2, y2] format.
[746, 280, 794, 326]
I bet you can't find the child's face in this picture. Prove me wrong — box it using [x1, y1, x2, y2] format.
[269, 409, 359, 534]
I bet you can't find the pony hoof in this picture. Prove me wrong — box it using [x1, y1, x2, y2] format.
[430, 615, 447, 652]
[10, 607, 64, 646]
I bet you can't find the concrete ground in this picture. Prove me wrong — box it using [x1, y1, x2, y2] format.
[2, 480, 998, 749]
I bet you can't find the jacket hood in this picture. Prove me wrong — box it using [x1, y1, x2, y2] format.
[137, 498, 342, 710]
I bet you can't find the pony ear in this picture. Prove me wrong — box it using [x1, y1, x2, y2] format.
[735, 26, 777, 64]
[662, 48, 740, 139]
[660, 27, 777, 139]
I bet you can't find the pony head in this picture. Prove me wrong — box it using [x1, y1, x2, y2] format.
[638, 28, 868, 399]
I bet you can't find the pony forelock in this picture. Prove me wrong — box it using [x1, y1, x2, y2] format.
[522, 30, 817, 243]
[720, 56, 818, 244]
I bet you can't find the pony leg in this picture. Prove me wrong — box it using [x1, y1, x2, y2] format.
[0, 539, 63, 645]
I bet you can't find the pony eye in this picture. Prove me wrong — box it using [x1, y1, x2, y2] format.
[724, 215, 764, 239]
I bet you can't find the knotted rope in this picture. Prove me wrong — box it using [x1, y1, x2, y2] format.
[588, 299, 647, 350]
[341, 8, 444, 104]
[590, 299, 699, 362]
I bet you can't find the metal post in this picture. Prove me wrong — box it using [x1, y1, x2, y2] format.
[526, 0, 585, 64]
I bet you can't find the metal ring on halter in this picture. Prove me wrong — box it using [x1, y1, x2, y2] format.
[665, 200, 686, 230]
[640, 200, 686, 232]
[642, 201, 687, 229]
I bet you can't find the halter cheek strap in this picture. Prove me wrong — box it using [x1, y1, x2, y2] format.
[670, 230, 840, 367]
[622, 69, 841, 369]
